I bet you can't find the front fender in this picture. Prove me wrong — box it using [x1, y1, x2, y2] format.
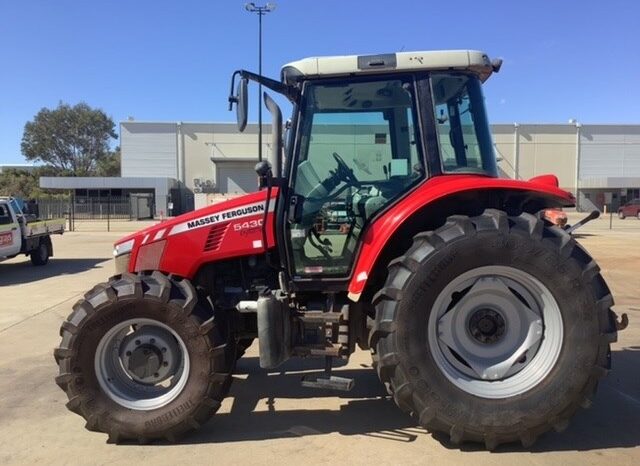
[347, 175, 574, 301]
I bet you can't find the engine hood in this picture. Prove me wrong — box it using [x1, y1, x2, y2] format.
[114, 189, 278, 278]
[115, 191, 271, 248]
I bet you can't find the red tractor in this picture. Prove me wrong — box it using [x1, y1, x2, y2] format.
[55, 50, 625, 448]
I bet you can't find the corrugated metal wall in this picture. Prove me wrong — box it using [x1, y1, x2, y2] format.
[119, 122, 640, 196]
[579, 125, 640, 179]
[121, 122, 178, 179]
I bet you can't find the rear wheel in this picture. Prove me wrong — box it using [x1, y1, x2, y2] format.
[54, 272, 235, 442]
[371, 210, 617, 449]
[30, 239, 49, 266]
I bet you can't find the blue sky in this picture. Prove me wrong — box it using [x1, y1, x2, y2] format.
[1, 0, 638, 164]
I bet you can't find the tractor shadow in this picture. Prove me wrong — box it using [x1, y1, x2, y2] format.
[178, 348, 640, 452]
[571, 232, 598, 239]
[0, 258, 106, 286]
[186, 356, 423, 444]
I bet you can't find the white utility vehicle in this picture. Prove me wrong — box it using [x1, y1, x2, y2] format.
[0, 197, 64, 265]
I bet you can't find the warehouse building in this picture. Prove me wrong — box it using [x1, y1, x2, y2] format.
[493, 123, 640, 211]
[40, 121, 640, 216]
[120, 121, 265, 195]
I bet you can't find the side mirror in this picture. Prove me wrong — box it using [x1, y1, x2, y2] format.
[229, 77, 248, 132]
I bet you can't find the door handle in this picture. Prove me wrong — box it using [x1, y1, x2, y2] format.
[11, 227, 18, 231]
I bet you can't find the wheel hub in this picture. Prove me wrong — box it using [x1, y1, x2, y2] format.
[127, 345, 162, 381]
[469, 308, 505, 344]
[119, 326, 179, 385]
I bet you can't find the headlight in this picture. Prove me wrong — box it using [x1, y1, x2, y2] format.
[113, 239, 135, 257]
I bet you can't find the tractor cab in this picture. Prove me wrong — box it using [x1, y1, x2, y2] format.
[229, 50, 502, 281]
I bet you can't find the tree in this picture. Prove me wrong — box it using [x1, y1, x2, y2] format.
[96, 146, 121, 176]
[0, 169, 40, 198]
[21, 102, 117, 176]
[0, 167, 62, 199]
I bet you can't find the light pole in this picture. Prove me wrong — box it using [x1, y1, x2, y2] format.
[569, 118, 581, 211]
[245, 2, 276, 162]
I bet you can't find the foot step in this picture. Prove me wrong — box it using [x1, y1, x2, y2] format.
[301, 375, 355, 391]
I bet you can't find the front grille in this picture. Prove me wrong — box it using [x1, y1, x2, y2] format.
[204, 222, 229, 252]
[134, 240, 166, 271]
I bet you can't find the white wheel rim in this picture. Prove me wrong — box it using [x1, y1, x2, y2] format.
[428, 266, 563, 399]
[95, 318, 190, 410]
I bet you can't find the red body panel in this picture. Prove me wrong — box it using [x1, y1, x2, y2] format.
[346, 175, 574, 298]
[118, 174, 573, 295]
[120, 189, 278, 279]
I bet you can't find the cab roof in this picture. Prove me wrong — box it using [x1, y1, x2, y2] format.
[281, 50, 500, 85]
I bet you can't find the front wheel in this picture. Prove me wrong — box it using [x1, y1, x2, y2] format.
[54, 272, 235, 442]
[371, 210, 617, 449]
[618, 211, 625, 219]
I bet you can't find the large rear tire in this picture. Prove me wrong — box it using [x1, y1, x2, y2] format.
[371, 210, 618, 449]
[54, 272, 235, 443]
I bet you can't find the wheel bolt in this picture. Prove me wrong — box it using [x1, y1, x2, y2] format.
[154, 373, 159, 378]
[150, 338, 156, 344]
[135, 340, 141, 346]
[162, 361, 168, 367]
[125, 351, 132, 356]
[161, 347, 167, 353]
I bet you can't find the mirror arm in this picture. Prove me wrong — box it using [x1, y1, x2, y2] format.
[234, 69, 299, 102]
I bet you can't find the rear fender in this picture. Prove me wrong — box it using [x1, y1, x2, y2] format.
[347, 175, 574, 301]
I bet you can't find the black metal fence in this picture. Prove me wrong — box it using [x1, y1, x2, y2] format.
[35, 196, 152, 232]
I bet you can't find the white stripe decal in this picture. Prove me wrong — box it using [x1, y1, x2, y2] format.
[168, 201, 274, 236]
[153, 229, 166, 241]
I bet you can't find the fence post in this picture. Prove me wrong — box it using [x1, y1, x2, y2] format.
[70, 191, 75, 232]
[107, 193, 111, 232]
[609, 209, 613, 230]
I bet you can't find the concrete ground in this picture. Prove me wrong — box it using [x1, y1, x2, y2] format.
[0, 217, 638, 465]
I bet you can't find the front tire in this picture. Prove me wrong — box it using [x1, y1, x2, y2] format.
[371, 210, 617, 449]
[54, 272, 235, 442]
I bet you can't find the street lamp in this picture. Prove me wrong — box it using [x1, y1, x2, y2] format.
[244, 2, 276, 162]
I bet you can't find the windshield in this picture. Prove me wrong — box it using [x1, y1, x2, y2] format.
[431, 74, 497, 176]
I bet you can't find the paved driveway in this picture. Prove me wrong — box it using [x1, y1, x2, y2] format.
[0, 224, 638, 465]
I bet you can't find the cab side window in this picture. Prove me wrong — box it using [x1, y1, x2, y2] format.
[0, 205, 12, 225]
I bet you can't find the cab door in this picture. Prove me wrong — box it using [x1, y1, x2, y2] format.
[286, 75, 425, 279]
[0, 202, 21, 258]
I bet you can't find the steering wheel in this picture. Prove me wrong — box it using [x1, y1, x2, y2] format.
[332, 152, 360, 186]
